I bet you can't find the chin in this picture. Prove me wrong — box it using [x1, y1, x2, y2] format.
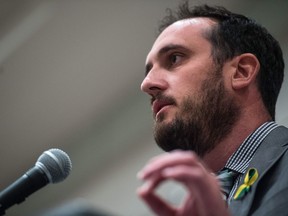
[155, 114, 174, 125]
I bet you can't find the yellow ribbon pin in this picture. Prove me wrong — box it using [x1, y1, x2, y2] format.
[234, 168, 258, 200]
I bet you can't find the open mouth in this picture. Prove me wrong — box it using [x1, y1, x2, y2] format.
[152, 99, 174, 117]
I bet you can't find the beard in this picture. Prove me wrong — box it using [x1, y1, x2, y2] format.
[153, 70, 240, 157]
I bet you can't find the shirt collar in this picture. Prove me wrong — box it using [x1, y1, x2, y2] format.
[224, 121, 278, 174]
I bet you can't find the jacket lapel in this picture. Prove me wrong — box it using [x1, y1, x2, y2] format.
[229, 126, 288, 216]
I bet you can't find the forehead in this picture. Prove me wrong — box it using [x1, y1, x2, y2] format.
[146, 18, 216, 62]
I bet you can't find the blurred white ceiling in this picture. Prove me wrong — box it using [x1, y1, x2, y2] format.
[0, 0, 287, 215]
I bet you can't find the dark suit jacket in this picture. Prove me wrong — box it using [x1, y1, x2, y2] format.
[229, 126, 288, 216]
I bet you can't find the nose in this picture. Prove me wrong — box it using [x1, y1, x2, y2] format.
[140, 69, 167, 97]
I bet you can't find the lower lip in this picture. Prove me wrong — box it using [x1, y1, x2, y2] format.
[155, 105, 172, 118]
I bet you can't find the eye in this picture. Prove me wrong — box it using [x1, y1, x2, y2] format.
[169, 53, 183, 66]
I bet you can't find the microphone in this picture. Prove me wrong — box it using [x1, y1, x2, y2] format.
[0, 148, 72, 215]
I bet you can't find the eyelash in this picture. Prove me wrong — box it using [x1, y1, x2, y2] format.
[168, 53, 183, 67]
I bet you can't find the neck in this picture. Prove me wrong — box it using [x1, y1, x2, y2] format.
[202, 108, 271, 173]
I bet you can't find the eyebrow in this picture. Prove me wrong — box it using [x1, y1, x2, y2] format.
[145, 44, 190, 76]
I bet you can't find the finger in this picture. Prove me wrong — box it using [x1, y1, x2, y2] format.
[162, 165, 228, 215]
[137, 173, 164, 194]
[162, 165, 222, 198]
[161, 165, 208, 188]
[179, 195, 202, 216]
[137, 186, 177, 216]
[138, 150, 201, 180]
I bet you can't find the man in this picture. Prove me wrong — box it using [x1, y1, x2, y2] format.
[137, 2, 286, 216]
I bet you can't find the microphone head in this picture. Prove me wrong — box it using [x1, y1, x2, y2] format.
[35, 149, 72, 184]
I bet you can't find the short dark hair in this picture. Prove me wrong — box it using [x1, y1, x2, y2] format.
[159, 2, 285, 120]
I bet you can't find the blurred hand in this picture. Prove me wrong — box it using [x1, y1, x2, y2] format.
[137, 150, 231, 216]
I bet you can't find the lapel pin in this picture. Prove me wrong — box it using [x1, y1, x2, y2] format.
[234, 168, 258, 200]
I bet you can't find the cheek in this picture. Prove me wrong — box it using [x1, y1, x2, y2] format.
[174, 77, 205, 102]
[220, 64, 234, 91]
[168, 63, 214, 101]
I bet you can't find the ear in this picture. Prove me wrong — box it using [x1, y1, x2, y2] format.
[231, 53, 260, 90]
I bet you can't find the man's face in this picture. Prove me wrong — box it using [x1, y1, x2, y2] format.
[141, 18, 239, 157]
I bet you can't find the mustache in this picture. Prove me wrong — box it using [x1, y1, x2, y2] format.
[150, 94, 177, 106]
